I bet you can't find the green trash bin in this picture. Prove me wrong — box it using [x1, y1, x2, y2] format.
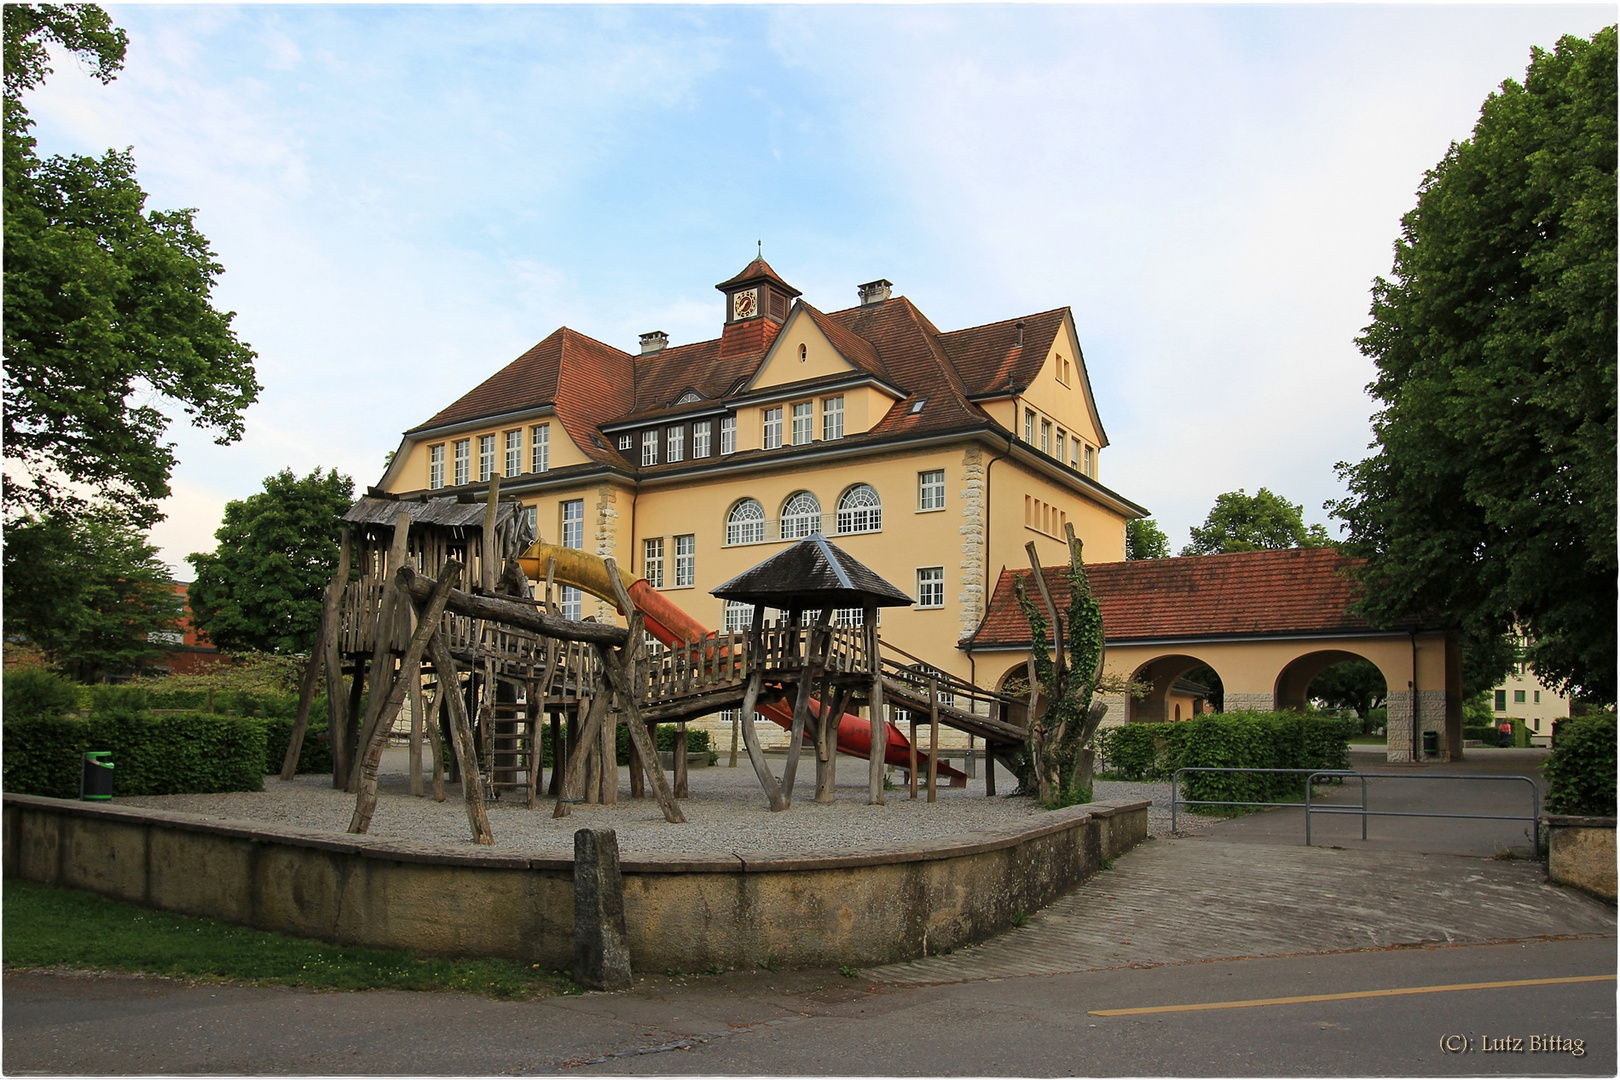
[81, 751, 114, 800]
[1421, 730, 1439, 756]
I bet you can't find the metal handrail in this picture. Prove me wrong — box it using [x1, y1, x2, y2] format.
[1169, 766, 1542, 852]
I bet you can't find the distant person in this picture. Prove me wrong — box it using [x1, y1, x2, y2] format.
[1498, 720, 1513, 748]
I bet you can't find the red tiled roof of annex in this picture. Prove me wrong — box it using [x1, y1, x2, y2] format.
[966, 547, 1373, 648]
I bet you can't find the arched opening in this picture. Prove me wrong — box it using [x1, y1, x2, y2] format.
[780, 491, 822, 539]
[995, 661, 1045, 731]
[725, 498, 765, 545]
[1282, 651, 1392, 736]
[1127, 655, 1222, 723]
[835, 483, 882, 534]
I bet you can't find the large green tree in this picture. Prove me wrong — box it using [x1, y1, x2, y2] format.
[186, 469, 355, 654]
[2, 507, 181, 681]
[1125, 517, 1170, 560]
[1332, 28, 1617, 702]
[3, 4, 259, 526]
[1181, 488, 1331, 556]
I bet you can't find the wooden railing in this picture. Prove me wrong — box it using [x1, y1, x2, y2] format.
[751, 621, 870, 675]
[642, 630, 748, 702]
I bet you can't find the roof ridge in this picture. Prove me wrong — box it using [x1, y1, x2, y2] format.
[937, 306, 1070, 340]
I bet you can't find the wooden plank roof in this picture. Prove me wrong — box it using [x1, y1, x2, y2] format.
[711, 535, 914, 609]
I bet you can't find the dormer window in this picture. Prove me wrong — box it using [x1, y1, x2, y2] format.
[618, 434, 633, 451]
[675, 390, 703, 405]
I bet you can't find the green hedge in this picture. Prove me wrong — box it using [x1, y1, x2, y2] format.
[1543, 714, 1617, 817]
[1095, 711, 1359, 809]
[4, 710, 268, 799]
[261, 706, 332, 775]
[3, 669, 83, 722]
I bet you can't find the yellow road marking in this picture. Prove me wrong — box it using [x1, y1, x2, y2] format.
[1088, 974, 1616, 1016]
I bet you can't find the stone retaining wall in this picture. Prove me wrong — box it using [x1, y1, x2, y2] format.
[2, 793, 1147, 971]
[1544, 814, 1617, 902]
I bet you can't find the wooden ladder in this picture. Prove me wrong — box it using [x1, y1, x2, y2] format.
[486, 693, 540, 800]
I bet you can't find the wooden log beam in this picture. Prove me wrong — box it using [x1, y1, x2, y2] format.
[400, 569, 629, 647]
[349, 563, 459, 834]
[865, 603, 884, 806]
[735, 671, 786, 812]
[422, 606, 494, 844]
[599, 556, 683, 824]
[325, 528, 353, 789]
[280, 604, 326, 781]
[554, 680, 611, 818]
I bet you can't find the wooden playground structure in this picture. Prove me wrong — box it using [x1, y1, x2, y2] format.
[278, 481, 1034, 844]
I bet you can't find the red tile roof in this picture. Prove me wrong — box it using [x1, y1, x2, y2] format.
[965, 547, 1376, 648]
[715, 257, 800, 296]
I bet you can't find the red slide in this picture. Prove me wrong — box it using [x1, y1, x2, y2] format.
[519, 544, 968, 785]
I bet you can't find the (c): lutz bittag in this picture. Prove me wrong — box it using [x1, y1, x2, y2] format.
[1439, 1034, 1586, 1056]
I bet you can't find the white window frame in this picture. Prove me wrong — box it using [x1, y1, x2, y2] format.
[726, 499, 766, 545]
[478, 434, 496, 482]
[763, 407, 783, 450]
[453, 439, 470, 486]
[836, 484, 882, 535]
[504, 430, 521, 478]
[641, 430, 658, 467]
[791, 401, 813, 445]
[1084, 444, 1096, 477]
[780, 491, 822, 540]
[692, 420, 711, 458]
[822, 396, 844, 441]
[561, 499, 585, 550]
[1040, 419, 1052, 455]
[918, 469, 945, 511]
[1024, 409, 1036, 443]
[644, 537, 665, 589]
[720, 415, 737, 455]
[674, 534, 695, 588]
[429, 444, 445, 489]
[917, 566, 945, 608]
[1070, 436, 1080, 470]
[667, 426, 685, 463]
[533, 424, 550, 472]
[723, 600, 752, 633]
[617, 433, 633, 451]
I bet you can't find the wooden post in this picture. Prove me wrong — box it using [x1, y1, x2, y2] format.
[549, 712, 563, 796]
[814, 684, 845, 805]
[927, 674, 940, 803]
[866, 602, 884, 805]
[599, 691, 617, 805]
[525, 677, 543, 810]
[728, 709, 740, 768]
[425, 678, 447, 802]
[985, 742, 997, 797]
[735, 671, 785, 811]
[325, 527, 353, 790]
[779, 608, 832, 806]
[598, 557, 684, 824]
[628, 725, 645, 799]
[407, 668, 425, 797]
[673, 721, 689, 799]
[280, 604, 327, 781]
[554, 685, 610, 818]
[350, 509, 412, 792]
[349, 564, 459, 835]
[908, 715, 919, 799]
[341, 656, 366, 788]
[426, 628, 494, 844]
[481, 473, 501, 592]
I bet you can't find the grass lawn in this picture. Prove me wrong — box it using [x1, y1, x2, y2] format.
[1349, 736, 1388, 745]
[3, 880, 577, 999]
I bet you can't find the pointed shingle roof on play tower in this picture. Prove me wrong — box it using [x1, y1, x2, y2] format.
[711, 535, 914, 610]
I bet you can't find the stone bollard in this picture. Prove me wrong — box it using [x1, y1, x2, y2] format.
[573, 828, 632, 990]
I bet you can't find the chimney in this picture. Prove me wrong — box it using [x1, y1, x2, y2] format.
[857, 279, 893, 307]
[1015, 320, 1025, 348]
[639, 331, 668, 355]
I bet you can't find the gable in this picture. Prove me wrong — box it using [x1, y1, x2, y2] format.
[745, 307, 858, 392]
[1016, 312, 1107, 449]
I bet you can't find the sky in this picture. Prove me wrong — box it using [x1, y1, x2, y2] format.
[20, 2, 1616, 576]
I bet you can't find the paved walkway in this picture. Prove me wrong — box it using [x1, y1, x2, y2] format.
[872, 834, 1616, 986]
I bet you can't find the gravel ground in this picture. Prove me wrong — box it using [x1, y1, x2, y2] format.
[112, 748, 1189, 858]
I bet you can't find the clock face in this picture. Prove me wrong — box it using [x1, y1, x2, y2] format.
[732, 288, 759, 320]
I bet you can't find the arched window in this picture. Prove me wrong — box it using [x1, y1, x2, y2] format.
[836, 484, 882, 534]
[780, 491, 822, 540]
[726, 498, 766, 545]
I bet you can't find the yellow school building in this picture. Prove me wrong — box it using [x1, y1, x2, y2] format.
[377, 258, 1148, 726]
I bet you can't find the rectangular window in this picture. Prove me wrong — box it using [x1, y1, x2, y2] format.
[453, 439, 470, 486]
[666, 426, 685, 463]
[641, 430, 658, 467]
[674, 534, 694, 588]
[791, 401, 813, 445]
[428, 445, 445, 489]
[1514, 689, 1526, 704]
[504, 430, 521, 478]
[478, 434, 496, 482]
[693, 420, 711, 458]
[561, 499, 584, 550]
[1534, 690, 1541, 703]
[720, 415, 736, 454]
[1071, 437, 1081, 469]
[1040, 419, 1052, 454]
[617, 433, 633, 451]
[1085, 445, 1097, 477]
[723, 600, 752, 633]
[918, 469, 946, 510]
[644, 537, 665, 589]
[561, 586, 582, 621]
[1055, 427, 1067, 458]
[822, 396, 844, 441]
[1024, 409, 1036, 443]
[532, 424, 550, 472]
[763, 407, 783, 450]
[522, 504, 537, 537]
[917, 567, 944, 608]
[1494, 689, 1507, 711]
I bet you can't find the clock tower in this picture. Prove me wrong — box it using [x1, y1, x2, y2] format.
[715, 257, 801, 357]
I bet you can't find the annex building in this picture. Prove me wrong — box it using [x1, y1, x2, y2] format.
[377, 258, 1148, 713]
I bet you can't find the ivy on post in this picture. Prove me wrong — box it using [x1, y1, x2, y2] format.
[1011, 524, 1109, 805]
